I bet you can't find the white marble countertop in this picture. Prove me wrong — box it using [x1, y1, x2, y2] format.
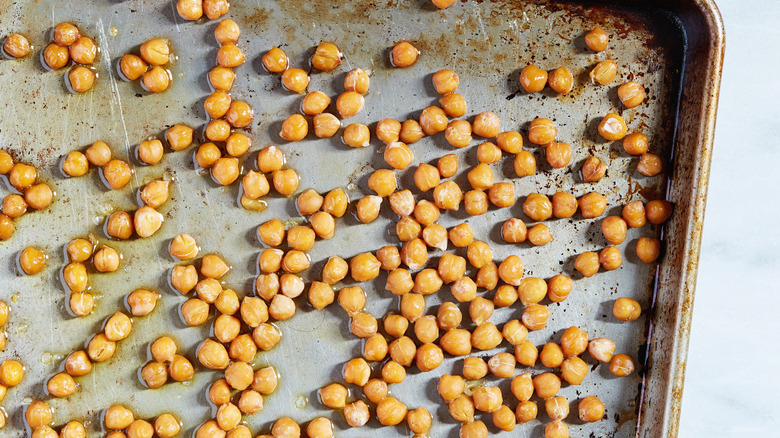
[678, 0, 780, 435]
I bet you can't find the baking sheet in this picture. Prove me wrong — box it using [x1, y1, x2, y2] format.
[0, 0, 711, 436]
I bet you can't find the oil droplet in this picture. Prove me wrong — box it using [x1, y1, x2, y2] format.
[110, 27, 118, 37]
[22, 396, 33, 404]
[40, 352, 52, 364]
[16, 324, 28, 334]
[10, 293, 19, 303]
[295, 395, 308, 409]
[346, 182, 356, 191]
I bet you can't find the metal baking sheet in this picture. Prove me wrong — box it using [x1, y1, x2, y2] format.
[0, 0, 722, 436]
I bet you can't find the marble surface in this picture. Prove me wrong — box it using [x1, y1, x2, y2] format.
[678, 0, 780, 435]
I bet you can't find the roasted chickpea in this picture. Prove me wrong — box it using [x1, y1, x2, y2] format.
[134, 206, 164, 238]
[578, 395, 605, 423]
[444, 120, 472, 148]
[0, 360, 23, 387]
[102, 159, 133, 191]
[585, 27, 609, 51]
[67, 66, 96, 93]
[26, 401, 53, 428]
[299, 91, 330, 117]
[473, 111, 500, 138]
[391, 41, 418, 67]
[176, 0, 203, 19]
[439, 328, 471, 356]
[312, 114, 338, 139]
[636, 237, 661, 263]
[561, 356, 589, 385]
[448, 222, 473, 247]
[60, 421, 87, 438]
[574, 251, 599, 278]
[419, 106, 448, 136]
[204, 91, 231, 119]
[522, 304, 549, 331]
[527, 224, 552, 245]
[540, 342, 564, 368]
[581, 155, 608, 181]
[545, 420, 569, 438]
[341, 67, 370, 94]
[216, 402, 241, 431]
[501, 218, 527, 243]
[252, 323, 282, 352]
[495, 285, 520, 308]
[88, 333, 116, 362]
[9, 162, 36, 191]
[618, 81, 646, 108]
[343, 357, 371, 386]
[637, 152, 663, 176]
[142, 66, 170, 93]
[61, 151, 89, 178]
[262, 47, 288, 73]
[214, 19, 240, 44]
[463, 190, 487, 216]
[598, 113, 627, 141]
[533, 372, 561, 400]
[546, 274, 572, 303]
[498, 255, 524, 286]
[104, 311, 132, 341]
[609, 353, 635, 377]
[488, 352, 516, 378]
[599, 246, 622, 270]
[69, 292, 93, 317]
[473, 386, 503, 413]
[335, 91, 365, 119]
[516, 400, 538, 424]
[180, 298, 210, 326]
[139, 39, 170, 66]
[272, 168, 300, 197]
[612, 296, 641, 322]
[449, 394, 475, 423]
[621, 133, 649, 156]
[493, 404, 516, 432]
[137, 139, 164, 165]
[400, 293, 425, 323]
[18, 246, 46, 275]
[63, 350, 92, 377]
[376, 396, 407, 426]
[406, 407, 432, 434]
[217, 43, 244, 68]
[43, 43, 69, 70]
[433, 180, 462, 211]
[439, 92, 467, 118]
[475, 259, 497, 290]
[548, 66, 573, 94]
[578, 192, 608, 218]
[69, 36, 96, 64]
[23, 183, 55, 211]
[519, 65, 548, 92]
[153, 414, 180, 438]
[305, 418, 332, 438]
[343, 123, 370, 148]
[343, 400, 370, 428]
[600, 216, 627, 245]
[208, 66, 235, 91]
[438, 374, 465, 402]
[195, 421, 224, 438]
[3, 33, 31, 58]
[528, 118, 557, 145]
[193, 142, 220, 169]
[460, 420, 487, 438]
[586, 338, 615, 364]
[225, 100, 253, 128]
[472, 322, 502, 350]
[590, 59, 617, 85]
[140, 361, 168, 388]
[311, 42, 342, 71]
[62, 262, 88, 292]
[280, 114, 308, 141]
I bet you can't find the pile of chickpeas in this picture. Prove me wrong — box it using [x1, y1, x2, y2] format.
[40, 23, 98, 93]
[1, 1, 674, 436]
[0, 153, 54, 241]
[118, 38, 174, 93]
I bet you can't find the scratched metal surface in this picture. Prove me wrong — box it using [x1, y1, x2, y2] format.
[0, 0, 690, 436]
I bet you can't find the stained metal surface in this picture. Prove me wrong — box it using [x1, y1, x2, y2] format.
[0, 0, 721, 437]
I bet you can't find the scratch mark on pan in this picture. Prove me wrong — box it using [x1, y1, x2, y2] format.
[171, 2, 181, 33]
[96, 19, 138, 188]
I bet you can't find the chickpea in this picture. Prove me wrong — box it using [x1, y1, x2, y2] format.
[544, 275, 572, 303]
[344, 400, 370, 428]
[389, 335, 417, 366]
[88, 333, 118, 363]
[195, 421, 224, 438]
[42, 42, 69, 70]
[590, 59, 617, 85]
[271, 168, 298, 197]
[204, 91, 231, 119]
[305, 282, 334, 311]
[490, 404, 517, 432]
[25, 401, 53, 428]
[349, 312, 378, 339]
[404, 406, 432, 435]
[101, 160, 132, 191]
[497, 255, 523, 286]
[0, 360, 23, 387]
[540, 342, 564, 368]
[430, 69, 460, 95]
[193, 142, 219, 168]
[611, 297, 641, 322]
[432, 302, 459, 331]
[59, 151, 88, 179]
[137, 180, 170, 210]
[528, 118, 557, 145]
[342, 123, 370, 148]
[577, 192, 607, 219]
[635, 237, 661, 264]
[225, 101, 253, 128]
[68, 36, 96, 65]
[598, 113, 628, 141]
[3, 33, 31, 59]
[473, 386, 503, 413]
[582, 156, 610, 183]
[464, 164, 492, 191]
[393, 120, 422, 146]
[533, 372, 561, 400]
[444, 120, 472, 148]
[617, 133, 650, 158]
[352, 196, 379, 223]
[139, 39, 170, 66]
[67, 292, 92, 317]
[522, 304, 550, 331]
[311, 42, 342, 71]
[215, 289, 240, 315]
[342, 357, 370, 386]
[383, 314, 408, 338]
[262, 47, 288, 73]
[128, 420, 156, 438]
[431, 155, 457, 180]
[460, 420, 488, 438]
[508, 151, 535, 180]
[225, 360, 254, 390]
[375, 396, 407, 426]
[137, 139, 164, 166]
[391, 41, 419, 67]
[473, 111, 500, 138]
[527, 224, 552, 246]
[411, 268, 441, 295]
[21, 183, 51, 211]
[400, 293, 426, 323]
[17, 247, 46, 275]
[104, 311, 132, 341]
[421, 223, 447, 250]
[8, 163, 35, 192]
[362, 332, 388, 361]
[61, 261, 88, 292]
[519, 65, 548, 92]
[438, 374, 465, 402]
[599, 246, 622, 270]
[62, 350, 91, 377]
[609, 353, 635, 377]
[419, 106, 448, 136]
[140, 361, 168, 388]
[488, 352, 516, 378]
[177, 0, 203, 19]
[154, 414, 180, 438]
[432, 180, 462, 211]
[252, 366, 278, 394]
[334, 91, 364, 119]
[512, 401, 538, 425]
[645, 200, 674, 226]
[205, 118, 230, 143]
[435, 94, 466, 122]
[180, 298, 210, 326]
[585, 26, 610, 51]
[513, 277, 544, 306]
[335, 285, 365, 317]
[214, 314, 240, 343]
[472, 322, 502, 351]
[134, 206, 164, 238]
[216, 402, 241, 431]
[141, 66, 170, 93]
[216, 43, 244, 68]
[573, 251, 599, 278]
[306, 418, 332, 438]
[439, 328, 471, 356]
[205, 66, 235, 91]
[561, 356, 589, 385]
[588, 337, 616, 363]
[618, 81, 646, 108]
[60, 421, 87, 438]
[449, 395, 475, 423]
[297, 92, 331, 117]
[336, 67, 371, 97]
[465, 241, 491, 270]
[278, 114, 308, 142]
[548, 67, 573, 94]
[214, 19, 240, 44]
[577, 395, 605, 423]
[444, 225, 471, 250]
[67, 65, 96, 93]
[433, 0, 457, 7]
[637, 152, 663, 177]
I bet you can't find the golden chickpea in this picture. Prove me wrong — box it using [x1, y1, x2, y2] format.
[546, 142, 572, 168]
[104, 311, 132, 341]
[348, 252, 379, 282]
[128, 420, 155, 438]
[545, 420, 570, 438]
[578, 395, 605, 423]
[343, 357, 371, 386]
[577, 192, 607, 218]
[389, 335, 417, 366]
[588, 337, 616, 363]
[68, 292, 93, 317]
[87, 331, 117, 363]
[206, 66, 235, 91]
[192, 142, 219, 169]
[225, 360, 254, 390]
[561, 356, 589, 385]
[460, 420, 488, 438]
[400, 293, 425, 323]
[268, 293, 295, 320]
[393, 120, 421, 145]
[137, 139, 164, 166]
[522, 304, 550, 331]
[618, 81, 646, 108]
[62, 262, 88, 292]
[439, 328, 471, 356]
[487, 352, 516, 378]
[279, 68, 309, 94]
[444, 120, 472, 148]
[141, 361, 168, 388]
[262, 47, 288, 73]
[612, 297, 641, 322]
[305, 418, 332, 438]
[338, 67, 370, 96]
[101, 159, 132, 191]
[104, 211, 133, 240]
[334, 91, 364, 119]
[60, 420, 87, 438]
[306, 281, 334, 311]
[32, 426, 58, 438]
[60, 151, 88, 178]
[235, 390, 263, 415]
[473, 111, 500, 138]
[473, 386, 503, 413]
[438, 374, 465, 402]
[216, 402, 241, 431]
[139, 179, 170, 209]
[433, 0, 457, 7]
[472, 322, 502, 351]
[134, 205, 164, 238]
[431, 69, 459, 95]
[598, 113, 628, 141]
[204, 91, 231, 119]
[142, 66, 170, 93]
[43, 42, 69, 70]
[1, 194, 25, 219]
[252, 366, 278, 394]
[449, 394, 475, 422]
[271, 168, 299, 197]
[514, 277, 544, 306]
[63, 350, 91, 377]
[544, 275, 571, 303]
[419, 106, 448, 136]
[214, 314, 240, 343]
[497, 255, 523, 286]
[635, 237, 661, 263]
[205, 120, 231, 143]
[375, 396, 407, 426]
[153, 414, 180, 438]
[528, 224, 553, 246]
[465, 164, 491, 191]
[3, 33, 31, 58]
[432, 180, 462, 211]
[342, 123, 370, 148]
[214, 19, 240, 44]
[548, 66, 573, 94]
[540, 342, 564, 368]
[67, 65, 96, 93]
[599, 246, 622, 270]
[519, 65, 548, 92]
[25, 401, 52, 428]
[620, 133, 649, 156]
[410, 268, 440, 295]
[195, 421, 224, 438]
[492, 404, 516, 432]
[0, 152, 11, 176]
[139, 38, 170, 66]
[363, 332, 388, 361]
[180, 298, 210, 326]
[280, 114, 308, 141]
[349, 312, 377, 339]
[618, 202, 644, 229]
[645, 199, 673, 225]
[208, 378, 231, 406]
[225, 100, 253, 128]
[176, 0, 203, 19]
[215, 288, 240, 315]
[18, 247, 46, 275]
[532, 372, 560, 400]
[8, 163, 35, 191]
[336, 285, 365, 317]
[298, 91, 330, 116]
[432, 303, 459, 331]
[217, 43, 244, 68]
[68, 36, 96, 64]
[354, 195, 380, 223]
[343, 400, 370, 428]
[421, 223, 446, 250]
[584, 27, 609, 51]
[466, 241, 491, 270]
[513, 400, 538, 424]
[528, 118, 557, 145]
[573, 251, 599, 277]
[240, 296, 269, 327]
[391, 41, 419, 67]
[609, 353, 635, 377]
[431, 155, 457, 180]
[637, 152, 663, 176]
[0, 360, 23, 387]
[590, 59, 617, 85]
[311, 42, 342, 71]
[251, 324, 281, 353]
[382, 314, 408, 338]
[438, 93, 466, 119]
